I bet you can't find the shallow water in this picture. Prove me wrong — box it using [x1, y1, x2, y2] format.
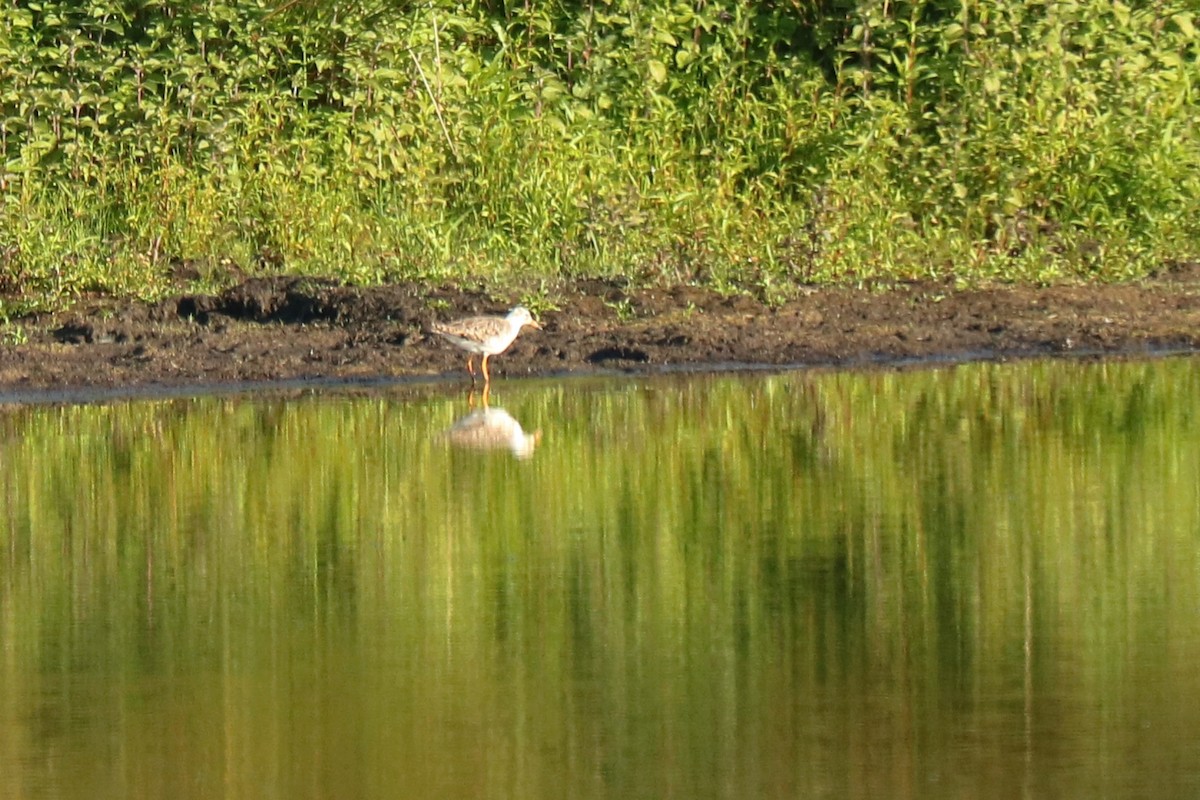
[2, 359, 1200, 799]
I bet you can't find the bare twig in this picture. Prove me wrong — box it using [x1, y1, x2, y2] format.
[410, 13, 458, 160]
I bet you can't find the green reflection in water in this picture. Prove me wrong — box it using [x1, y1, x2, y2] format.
[2, 359, 1200, 799]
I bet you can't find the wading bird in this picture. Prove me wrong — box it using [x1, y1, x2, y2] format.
[431, 306, 542, 385]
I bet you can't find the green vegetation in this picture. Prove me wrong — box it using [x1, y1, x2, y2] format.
[1, 1, 1198, 311]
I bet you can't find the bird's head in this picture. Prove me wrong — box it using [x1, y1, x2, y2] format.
[508, 306, 542, 330]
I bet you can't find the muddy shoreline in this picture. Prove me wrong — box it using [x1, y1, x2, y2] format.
[2, 271, 1199, 397]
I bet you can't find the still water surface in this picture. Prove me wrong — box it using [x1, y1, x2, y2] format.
[2, 359, 1200, 799]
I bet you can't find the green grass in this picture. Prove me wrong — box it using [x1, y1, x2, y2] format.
[1, 1, 1197, 311]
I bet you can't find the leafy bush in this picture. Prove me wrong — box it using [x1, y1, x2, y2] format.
[0, 0, 1196, 307]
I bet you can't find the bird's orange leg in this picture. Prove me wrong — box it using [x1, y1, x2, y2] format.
[481, 354, 492, 384]
[466, 356, 477, 385]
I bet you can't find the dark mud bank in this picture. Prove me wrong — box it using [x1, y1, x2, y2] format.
[3, 271, 1200, 393]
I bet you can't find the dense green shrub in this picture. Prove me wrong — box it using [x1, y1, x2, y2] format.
[0, 0, 1196, 308]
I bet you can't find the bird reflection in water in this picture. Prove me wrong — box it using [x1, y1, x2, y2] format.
[442, 388, 541, 459]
